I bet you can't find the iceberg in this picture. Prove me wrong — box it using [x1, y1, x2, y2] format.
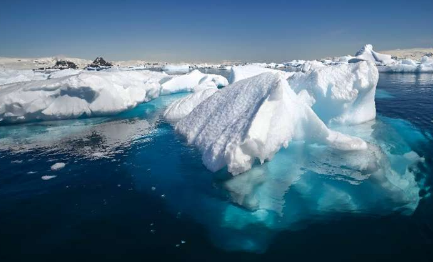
[288, 61, 379, 125]
[0, 69, 228, 124]
[175, 72, 367, 175]
[160, 69, 228, 95]
[378, 56, 433, 73]
[354, 44, 395, 65]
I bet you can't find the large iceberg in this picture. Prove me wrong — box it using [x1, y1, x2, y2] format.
[0, 69, 228, 124]
[175, 72, 367, 175]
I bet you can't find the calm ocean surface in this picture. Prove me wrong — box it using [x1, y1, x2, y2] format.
[0, 72, 432, 261]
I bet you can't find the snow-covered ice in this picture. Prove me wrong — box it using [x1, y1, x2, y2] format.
[161, 70, 228, 95]
[164, 88, 218, 122]
[354, 44, 395, 65]
[0, 69, 228, 124]
[378, 56, 433, 73]
[175, 72, 367, 175]
[0, 69, 48, 85]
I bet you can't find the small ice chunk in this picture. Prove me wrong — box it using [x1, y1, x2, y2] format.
[41, 175, 57, 180]
[51, 162, 65, 171]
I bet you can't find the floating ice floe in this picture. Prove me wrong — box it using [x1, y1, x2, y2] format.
[41, 175, 57, 180]
[51, 162, 66, 171]
[378, 56, 433, 73]
[0, 69, 228, 124]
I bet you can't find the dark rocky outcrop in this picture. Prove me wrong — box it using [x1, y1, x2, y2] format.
[52, 60, 78, 70]
[86, 57, 113, 70]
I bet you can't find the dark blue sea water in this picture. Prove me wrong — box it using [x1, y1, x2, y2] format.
[0, 72, 432, 261]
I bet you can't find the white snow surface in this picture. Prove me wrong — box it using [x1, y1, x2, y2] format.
[164, 88, 218, 122]
[228, 65, 291, 84]
[0, 69, 82, 86]
[175, 72, 367, 175]
[0, 69, 228, 124]
[0, 69, 48, 85]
